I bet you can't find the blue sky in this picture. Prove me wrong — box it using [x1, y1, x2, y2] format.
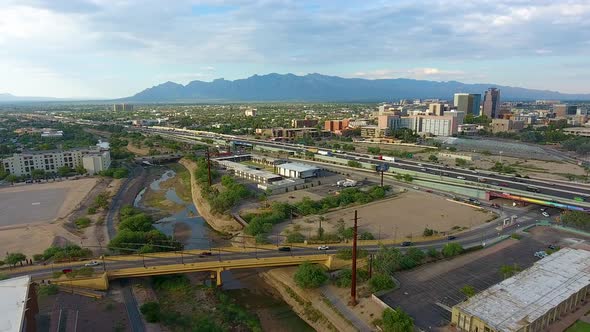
[0, 0, 589, 98]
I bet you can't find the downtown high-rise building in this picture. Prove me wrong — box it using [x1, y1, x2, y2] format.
[453, 93, 481, 116]
[482, 88, 501, 118]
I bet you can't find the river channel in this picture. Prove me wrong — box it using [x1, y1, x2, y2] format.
[134, 165, 313, 331]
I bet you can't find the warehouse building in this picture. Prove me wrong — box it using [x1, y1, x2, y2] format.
[0, 275, 38, 332]
[452, 248, 590, 332]
[216, 160, 282, 184]
[274, 162, 320, 179]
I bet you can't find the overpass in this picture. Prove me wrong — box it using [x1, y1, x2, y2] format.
[487, 191, 590, 212]
[133, 153, 183, 164]
[50, 254, 333, 291]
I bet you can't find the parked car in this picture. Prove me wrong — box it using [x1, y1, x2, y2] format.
[425, 189, 433, 193]
[447, 235, 457, 241]
[401, 241, 413, 247]
[490, 203, 501, 208]
[278, 246, 291, 252]
[547, 244, 557, 250]
[84, 260, 101, 267]
[542, 212, 550, 217]
[317, 245, 330, 250]
[200, 251, 212, 256]
[534, 251, 547, 259]
[412, 186, 420, 190]
[457, 176, 466, 180]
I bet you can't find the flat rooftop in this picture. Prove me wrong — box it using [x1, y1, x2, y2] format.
[217, 160, 282, 180]
[455, 248, 590, 331]
[0, 275, 31, 332]
[275, 162, 320, 173]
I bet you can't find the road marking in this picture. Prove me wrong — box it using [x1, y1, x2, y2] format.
[32, 202, 40, 205]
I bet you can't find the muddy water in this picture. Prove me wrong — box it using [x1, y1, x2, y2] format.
[135, 166, 313, 331]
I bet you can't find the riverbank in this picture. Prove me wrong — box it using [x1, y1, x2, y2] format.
[179, 158, 243, 234]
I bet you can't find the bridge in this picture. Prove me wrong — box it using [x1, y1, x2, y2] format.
[49, 254, 333, 291]
[487, 191, 590, 212]
[133, 153, 183, 164]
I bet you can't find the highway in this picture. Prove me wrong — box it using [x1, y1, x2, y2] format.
[136, 127, 590, 207]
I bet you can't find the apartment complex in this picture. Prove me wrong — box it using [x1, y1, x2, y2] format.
[113, 103, 133, 112]
[454, 93, 481, 116]
[244, 108, 257, 117]
[482, 88, 501, 118]
[377, 112, 463, 137]
[1, 147, 111, 176]
[452, 248, 590, 332]
[291, 119, 319, 128]
[255, 127, 329, 139]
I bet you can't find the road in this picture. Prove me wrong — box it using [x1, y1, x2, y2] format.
[118, 279, 145, 332]
[136, 127, 590, 205]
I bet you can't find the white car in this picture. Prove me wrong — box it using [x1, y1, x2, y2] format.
[534, 251, 547, 259]
[457, 176, 466, 180]
[412, 186, 420, 190]
[84, 260, 101, 267]
[317, 245, 330, 250]
[542, 212, 550, 217]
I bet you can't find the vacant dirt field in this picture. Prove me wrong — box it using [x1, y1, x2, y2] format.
[278, 191, 494, 240]
[0, 178, 98, 256]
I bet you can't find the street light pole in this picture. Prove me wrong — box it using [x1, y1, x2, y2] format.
[349, 210, 358, 307]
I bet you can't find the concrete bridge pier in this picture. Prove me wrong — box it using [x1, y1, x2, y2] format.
[209, 269, 223, 287]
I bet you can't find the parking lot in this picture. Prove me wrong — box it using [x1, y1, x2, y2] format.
[380, 226, 590, 330]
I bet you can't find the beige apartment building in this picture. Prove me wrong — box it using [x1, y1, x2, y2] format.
[2, 147, 111, 176]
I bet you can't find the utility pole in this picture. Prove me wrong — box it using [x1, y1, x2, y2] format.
[381, 170, 384, 188]
[205, 147, 212, 186]
[349, 210, 358, 307]
[368, 254, 373, 278]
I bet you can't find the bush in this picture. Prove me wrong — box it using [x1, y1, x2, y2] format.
[140, 302, 162, 323]
[294, 262, 328, 289]
[32, 254, 44, 262]
[442, 243, 463, 257]
[510, 233, 522, 240]
[38, 284, 59, 296]
[427, 248, 439, 258]
[87, 207, 97, 214]
[286, 232, 305, 243]
[369, 273, 395, 293]
[381, 307, 414, 332]
[461, 285, 476, 298]
[359, 231, 375, 240]
[334, 268, 369, 288]
[75, 217, 91, 229]
[335, 248, 368, 260]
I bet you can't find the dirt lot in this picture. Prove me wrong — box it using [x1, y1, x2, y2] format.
[431, 152, 587, 181]
[0, 178, 99, 256]
[381, 226, 590, 330]
[277, 190, 494, 240]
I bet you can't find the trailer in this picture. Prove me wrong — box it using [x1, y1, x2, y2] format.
[317, 150, 332, 156]
[382, 156, 396, 162]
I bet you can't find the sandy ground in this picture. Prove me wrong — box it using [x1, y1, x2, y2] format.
[126, 142, 150, 156]
[278, 191, 494, 240]
[179, 158, 243, 233]
[433, 152, 587, 181]
[0, 178, 98, 256]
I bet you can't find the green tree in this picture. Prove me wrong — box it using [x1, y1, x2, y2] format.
[5, 252, 26, 266]
[359, 231, 375, 240]
[294, 262, 328, 289]
[368, 273, 395, 292]
[405, 248, 425, 264]
[442, 243, 463, 257]
[373, 245, 402, 275]
[348, 160, 362, 168]
[428, 155, 438, 162]
[31, 169, 45, 180]
[286, 232, 305, 243]
[75, 164, 86, 175]
[140, 302, 161, 323]
[57, 166, 72, 177]
[381, 307, 414, 332]
[5, 174, 18, 184]
[455, 158, 468, 167]
[461, 285, 476, 298]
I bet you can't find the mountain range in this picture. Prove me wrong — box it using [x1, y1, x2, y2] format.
[0, 93, 60, 102]
[124, 73, 590, 102]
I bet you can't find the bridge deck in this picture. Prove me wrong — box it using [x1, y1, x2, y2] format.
[107, 254, 332, 279]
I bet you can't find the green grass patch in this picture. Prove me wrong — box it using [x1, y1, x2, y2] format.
[75, 217, 91, 229]
[566, 320, 590, 332]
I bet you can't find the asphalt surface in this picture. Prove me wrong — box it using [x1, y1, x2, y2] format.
[0, 187, 67, 225]
[137, 127, 590, 204]
[118, 279, 145, 332]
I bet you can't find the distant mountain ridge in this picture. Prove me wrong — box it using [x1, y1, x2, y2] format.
[124, 73, 590, 102]
[0, 93, 60, 102]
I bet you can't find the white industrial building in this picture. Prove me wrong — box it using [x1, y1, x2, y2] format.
[216, 160, 282, 184]
[1, 147, 111, 176]
[452, 248, 590, 332]
[274, 162, 320, 179]
[0, 275, 37, 332]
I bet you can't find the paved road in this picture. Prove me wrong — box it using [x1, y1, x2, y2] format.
[321, 286, 372, 332]
[106, 165, 143, 241]
[118, 279, 145, 332]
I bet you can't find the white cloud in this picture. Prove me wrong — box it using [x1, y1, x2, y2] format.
[352, 68, 466, 80]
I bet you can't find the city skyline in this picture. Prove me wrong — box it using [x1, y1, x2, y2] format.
[0, 0, 589, 98]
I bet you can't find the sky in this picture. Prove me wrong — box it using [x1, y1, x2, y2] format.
[0, 0, 589, 98]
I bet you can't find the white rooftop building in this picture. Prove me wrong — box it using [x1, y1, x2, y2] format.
[452, 248, 590, 332]
[274, 162, 320, 179]
[0, 275, 36, 332]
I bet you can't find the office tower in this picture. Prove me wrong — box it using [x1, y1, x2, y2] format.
[428, 103, 445, 116]
[483, 88, 501, 118]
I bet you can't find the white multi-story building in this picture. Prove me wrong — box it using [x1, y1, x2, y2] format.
[1, 147, 111, 176]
